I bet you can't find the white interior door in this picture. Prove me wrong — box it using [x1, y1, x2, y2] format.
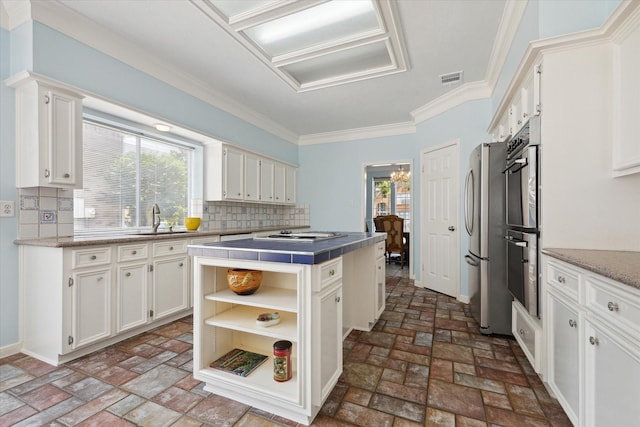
[421, 142, 459, 298]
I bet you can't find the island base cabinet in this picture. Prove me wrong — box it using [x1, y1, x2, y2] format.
[584, 319, 640, 427]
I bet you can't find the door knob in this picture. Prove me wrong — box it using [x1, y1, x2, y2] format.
[448, 226, 456, 231]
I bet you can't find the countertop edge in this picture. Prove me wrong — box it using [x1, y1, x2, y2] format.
[542, 248, 640, 290]
[13, 226, 309, 248]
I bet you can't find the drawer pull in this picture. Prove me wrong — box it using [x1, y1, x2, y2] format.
[557, 276, 566, 284]
[179, 263, 184, 267]
[335, 296, 341, 303]
[90, 255, 97, 260]
[169, 246, 174, 251]
[607, 302, 619, 312]
[589, 336, 599, 346]
[125, 272, 131, 277]
[519, 328, 525, 336]
[329, 269, 335, 276]
[568, 319, 577, 328]
[132, 250, 137, 255]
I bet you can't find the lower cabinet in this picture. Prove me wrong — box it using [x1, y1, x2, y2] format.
[71, 267, 112, 349]
[512, 299, 542, 373]
[375, 242, 386, 319]
[544, 257, 640, 426]
[20, 238, 194, 365]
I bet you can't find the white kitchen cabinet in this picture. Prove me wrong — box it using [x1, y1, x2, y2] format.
[260, 158, 275, 202]
[583, 319, 640, 427]
[274, 162, 286, 204]
[544, 256, 640, 427]
[512, 299, 542, 373]
[151, 240, 189, 320]
[612, 9, 640, 177]
[117, 262, 148, 333]
[224, 146, 245, 201]
[375, 244, 386, 319]
[70, 267, 112, 349]
[285, 165, 297, 205]
[546, 289, 580, 425]
[245, 153, 261, 202]
[205, 142, 297, 204]
[312, 281, 342, 406]
[9, 75, 83, 188]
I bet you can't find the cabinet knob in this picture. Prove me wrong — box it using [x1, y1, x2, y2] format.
[63, 173, 70, 178]
[589, 336, 599, 346]
[44, 94, 50, 104]
[179, 262, 184, 267]
[607, 302, 618, 312]
[329, 269, 335, 276]
[132, 250, 137, 255]
[557, 276, 566, 284]
[335, 296, 341, 303]
[237, 193, 241, 196]
[519, 328, 525, 336]
[169, 246, 174, 251]
[125, 272, 131, 277]
[568, 319, 577, 328]
[90, 255, 97, 260]
[44, 169, 50, 178]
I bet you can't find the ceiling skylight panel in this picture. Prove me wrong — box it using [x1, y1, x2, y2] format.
[208, 0, 282, 21]
[282, 40, 392, 85]
[243, 0, 381, 57]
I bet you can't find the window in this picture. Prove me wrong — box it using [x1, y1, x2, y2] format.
[74, 121, 194, 233]
[373, 178, 411, 232]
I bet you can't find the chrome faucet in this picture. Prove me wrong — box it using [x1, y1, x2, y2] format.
[151, 204, 161, 232]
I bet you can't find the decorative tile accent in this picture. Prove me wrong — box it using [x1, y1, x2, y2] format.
[40, 211, 56, 224]
[58, 198, 73, 211]
[20, 195, 39, 211]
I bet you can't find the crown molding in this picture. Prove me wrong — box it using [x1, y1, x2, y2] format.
[485, 0, 529, 90]
[411, 80, 492, 124]
[487, 0, 640, 132]
[0, 0, 32, 30]
[24, 0, 299, 144]
[298, 121, 416, 146]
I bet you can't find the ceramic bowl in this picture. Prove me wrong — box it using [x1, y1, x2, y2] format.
[226, 268, 263, 295]
[184, 217, 201, 231]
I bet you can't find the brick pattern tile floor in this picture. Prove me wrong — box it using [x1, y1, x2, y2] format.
[0, 264, 572, 426]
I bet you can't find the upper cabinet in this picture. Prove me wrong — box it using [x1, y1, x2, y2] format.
[8, 75, 84, 188]
[612, 9, 640, 177]
[205, 142, 297, 205]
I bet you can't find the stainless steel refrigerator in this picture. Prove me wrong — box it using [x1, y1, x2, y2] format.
[464, 141, 512, 335]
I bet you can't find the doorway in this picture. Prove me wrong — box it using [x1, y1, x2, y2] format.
[364, 162, 412, 272]
[421, 141, 460, 298]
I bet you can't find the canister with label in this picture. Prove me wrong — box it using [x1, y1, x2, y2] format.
[273, 340, 292, 382]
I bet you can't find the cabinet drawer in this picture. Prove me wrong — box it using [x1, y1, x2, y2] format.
[153, 240, 188, 257]
[585, 276, 640, 336]
[376, 241, 385, 259]
[512, 301, 541, 373]
[117, 243, 148, 262]
[314, 258, 342, 292]
[547, 261, 579, 300]
[72, 247, 111, 269]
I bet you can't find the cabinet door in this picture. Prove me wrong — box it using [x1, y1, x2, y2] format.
[274, 162, 286, 204]
[224, 147, 244, 200]
[152, 255, 189, 319]
[245, 153, 260, 202]
[313, 284, 342, 406]
[285, 166, 297, 205]
[260, 158, 275, 203]
[117, 262, 149, 333]
[375, 256, 386, 319]
[71, 268, 112, 349]
[47, 88, 83, 187]
[584, 320, 640, 427]
[547, 292, 580, 425]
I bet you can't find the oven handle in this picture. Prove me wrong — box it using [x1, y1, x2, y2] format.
[504, 235, 528, 247]
[502, 158, 528, 174]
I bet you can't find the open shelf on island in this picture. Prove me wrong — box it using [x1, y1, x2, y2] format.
[205, 287, 297, 312]
[204, 306, 297, 341]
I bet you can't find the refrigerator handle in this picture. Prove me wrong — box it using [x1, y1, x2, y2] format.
[464, 169, 474, 236]
[465, 254, 480, 267]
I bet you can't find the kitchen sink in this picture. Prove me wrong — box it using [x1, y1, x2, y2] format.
[134, 230, 190, 235]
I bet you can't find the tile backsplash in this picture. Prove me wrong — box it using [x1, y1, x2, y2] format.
[17, 187, 309, 239]
[18, 188, 75, 239]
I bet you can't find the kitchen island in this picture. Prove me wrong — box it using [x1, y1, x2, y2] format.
[187, 232, 386, 425]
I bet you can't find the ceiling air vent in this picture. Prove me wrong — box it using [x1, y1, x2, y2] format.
[440, 71, 463, 86]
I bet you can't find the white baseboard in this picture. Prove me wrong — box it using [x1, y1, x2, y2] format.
[0, 341, 22, 359]
[458, 295, 470, 304]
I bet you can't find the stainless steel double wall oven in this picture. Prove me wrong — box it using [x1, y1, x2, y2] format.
[503, 117, 541, 318]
